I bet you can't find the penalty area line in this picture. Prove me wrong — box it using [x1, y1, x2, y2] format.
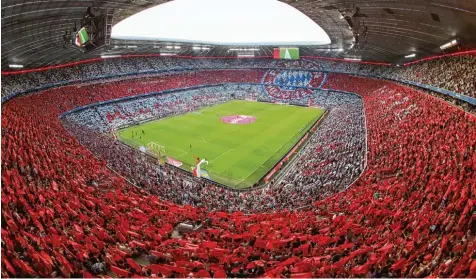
[167, 146, 188, 159]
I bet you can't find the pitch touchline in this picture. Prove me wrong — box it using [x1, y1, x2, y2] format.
[209, 149, 234, 163]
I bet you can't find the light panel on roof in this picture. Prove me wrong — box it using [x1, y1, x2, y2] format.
[440, 39, 458, 50]
[8, 64, 24, 69]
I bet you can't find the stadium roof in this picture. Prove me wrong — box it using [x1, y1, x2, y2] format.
[112, 0, 332, 46]
[2, 0, 476, 70]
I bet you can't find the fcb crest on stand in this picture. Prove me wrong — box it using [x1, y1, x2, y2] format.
[262, 69, 324, 100]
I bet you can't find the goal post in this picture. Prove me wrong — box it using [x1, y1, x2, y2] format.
[147, 142, 167, 164]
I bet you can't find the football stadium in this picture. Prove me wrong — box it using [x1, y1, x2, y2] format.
[1, 0, 476, 278]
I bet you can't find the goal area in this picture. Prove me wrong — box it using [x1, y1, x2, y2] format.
[147, 142, 167, 164]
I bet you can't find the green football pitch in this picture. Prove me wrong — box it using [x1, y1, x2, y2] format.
[117, 100, 324, 189]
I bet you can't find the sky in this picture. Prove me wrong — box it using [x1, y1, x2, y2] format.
[112, 0, 331, 46]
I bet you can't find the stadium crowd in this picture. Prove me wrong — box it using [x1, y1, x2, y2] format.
[378, 55, 476, 97]
[280, 91, 365, 203]
[2, 54, 475, 99]
[1, 67, 475, 278]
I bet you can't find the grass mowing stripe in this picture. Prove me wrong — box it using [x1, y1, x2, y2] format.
[117, 100, 324, 189]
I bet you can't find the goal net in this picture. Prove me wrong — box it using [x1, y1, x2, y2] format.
[147, 142, 167, 164]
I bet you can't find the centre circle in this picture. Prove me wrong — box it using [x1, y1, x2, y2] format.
[221, 115, 256, 125]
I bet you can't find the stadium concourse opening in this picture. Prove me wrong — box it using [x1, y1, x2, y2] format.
[112, 0, 331, 45]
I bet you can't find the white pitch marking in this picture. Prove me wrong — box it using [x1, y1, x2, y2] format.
[175, 147, 187, 153]
[209, 149, 234, 163]
[176, 151, 189, 158]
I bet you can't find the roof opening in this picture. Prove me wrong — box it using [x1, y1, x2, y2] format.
[112, 0, 331, 46]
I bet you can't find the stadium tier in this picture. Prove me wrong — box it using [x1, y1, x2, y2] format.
[2, 55, 476, 103]
[2, 59, 475, 278]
